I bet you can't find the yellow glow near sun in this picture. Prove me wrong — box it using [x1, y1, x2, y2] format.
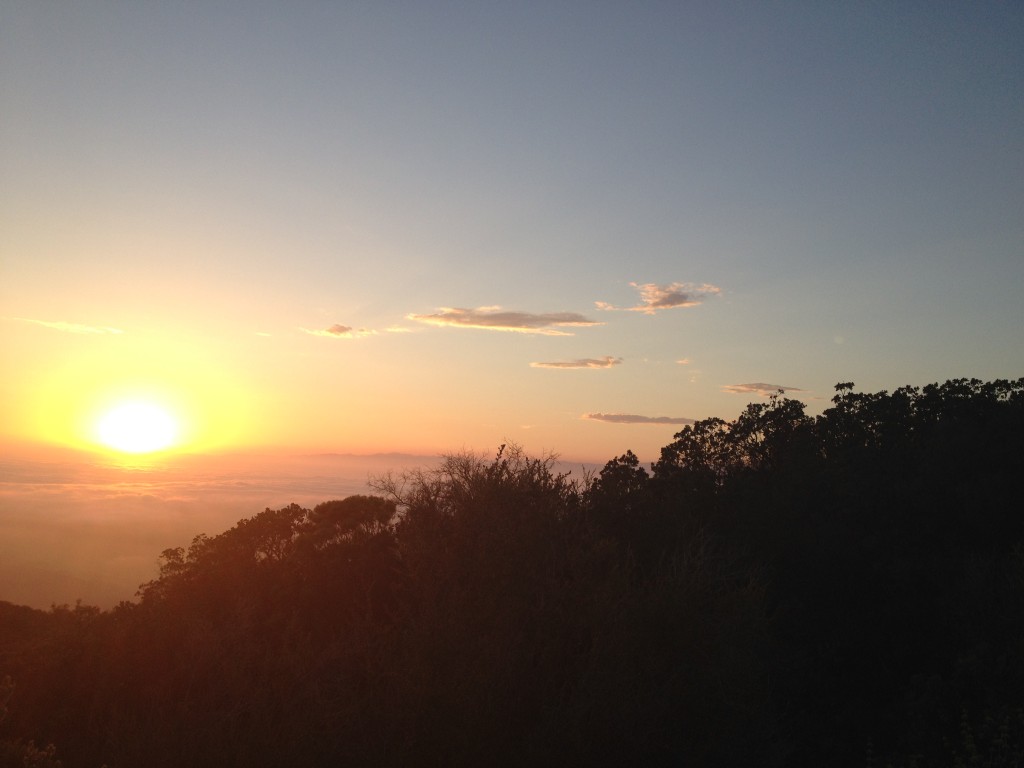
[95, 402, 179, 454]
[18, 331, 259, 454]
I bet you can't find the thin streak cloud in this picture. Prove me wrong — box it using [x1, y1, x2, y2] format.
[408, 307, 602, 336]
[583, 413, 696, 425]
[14, 318, 123, 335]
[530, 356, 622, 369]
[301, 324, 376, 339]
[596, 282, 722, 314]
[722, 382, 805, 396]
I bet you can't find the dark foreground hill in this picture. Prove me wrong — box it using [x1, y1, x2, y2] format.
[2, 378, 1023, 767]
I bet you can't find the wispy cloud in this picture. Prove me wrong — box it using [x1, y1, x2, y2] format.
[722, 382, 805, 396]
[14, 318, 123, 335]
[596, 282, 721, 314]
[583, 413, 696, 425]
[676, 358, 691, 365]
[408, 306, 602, 336]
[301, 324, 376, 339]
[531, 356, 622, 370]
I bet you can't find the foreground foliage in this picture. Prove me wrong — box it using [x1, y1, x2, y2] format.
[1, 378, 1022, 767]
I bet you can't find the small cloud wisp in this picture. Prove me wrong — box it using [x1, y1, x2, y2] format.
[408, 306, 602, 336]
[14, 318, 123, 335]
[583, 413, 696, 425]
[301, 324, 376, 339]
[530, 356, 622, 370]
[722, 382, 805, 397]
[596, 282, 721, 314]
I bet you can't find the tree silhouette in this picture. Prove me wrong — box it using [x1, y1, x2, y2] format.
[2, 378, 1022, 767]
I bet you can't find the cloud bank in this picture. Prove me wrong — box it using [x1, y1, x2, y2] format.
[15, 318, 123, 334]
[583, 413, 696, 425]
[0, 449, 434, 609]
[408, 306, 602, 336]
[596, 282, 721, 314]
[722, 382, 805, 396]
[531, 356, 622, 369]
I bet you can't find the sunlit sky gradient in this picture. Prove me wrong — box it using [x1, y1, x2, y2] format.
[3, 2, 1022, 464]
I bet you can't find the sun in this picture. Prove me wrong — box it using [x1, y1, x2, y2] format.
[95, 401, 180, 454]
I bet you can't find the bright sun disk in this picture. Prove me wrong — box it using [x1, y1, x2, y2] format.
[96, 402, 179, 454]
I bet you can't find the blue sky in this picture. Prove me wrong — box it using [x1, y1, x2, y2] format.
[2, 1, 1022, 463]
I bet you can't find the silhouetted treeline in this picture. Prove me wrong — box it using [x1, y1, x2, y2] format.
[2, 378, 1023, 767]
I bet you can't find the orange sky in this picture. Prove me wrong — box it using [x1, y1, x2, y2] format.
[3, 3, 1022, 466]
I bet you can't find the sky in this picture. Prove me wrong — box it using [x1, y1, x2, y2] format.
[2, 1, 1023, 467]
